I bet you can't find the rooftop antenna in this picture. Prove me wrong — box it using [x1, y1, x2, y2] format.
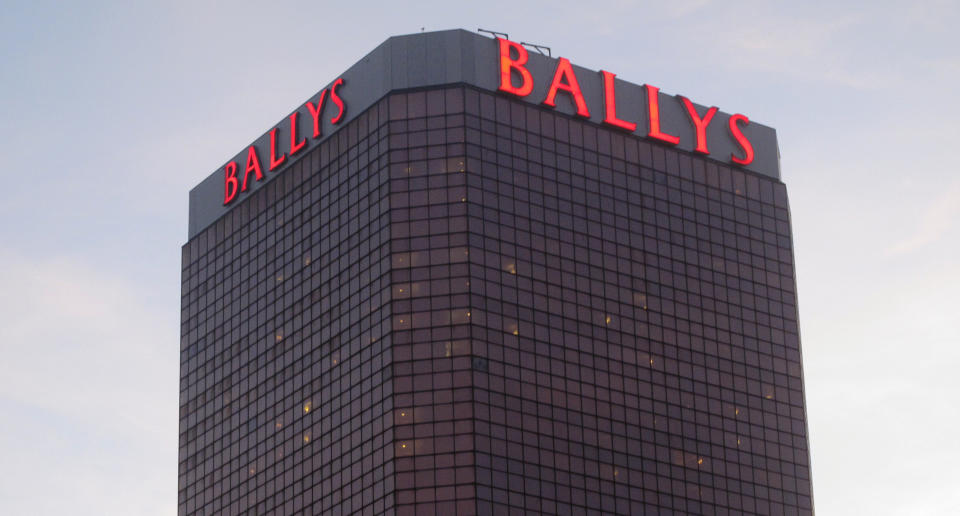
[477, 28, 508, 40]
[520, 42, 551, 57]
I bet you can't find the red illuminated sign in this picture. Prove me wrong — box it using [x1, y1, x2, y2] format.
[498, 39, 534, 97]
[223, 78, 347, 205]
[600, 71, 637, 132]
[543, 57, 590, 118]
[728, 114, 754, 165]
[222, 39, 760, 208]
[679, 96, 718, 154]
[645, 84, 680, 146]
[496, 38, 755, 167]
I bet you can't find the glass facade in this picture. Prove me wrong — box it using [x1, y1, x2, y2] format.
[180, 85, 812, 515]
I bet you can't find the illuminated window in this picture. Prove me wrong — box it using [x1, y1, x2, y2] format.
[762, 385, 775, 400]
[451, 309, 471, 324]
[392, 252, 409, 268]
[634, 292, 648, 310]
[393, 283, 410, 298]
[450, 247, 469, 263]
[447, 157, 465, 172]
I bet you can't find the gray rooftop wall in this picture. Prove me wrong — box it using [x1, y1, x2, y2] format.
[188, 29, 779, 239]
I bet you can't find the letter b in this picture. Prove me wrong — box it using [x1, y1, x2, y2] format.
[498, 38, 534, 97]
[223, 161, 239, 205]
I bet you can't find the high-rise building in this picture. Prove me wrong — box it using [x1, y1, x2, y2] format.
[180, 29, 813, 515]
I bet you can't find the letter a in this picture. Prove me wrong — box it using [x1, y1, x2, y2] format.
[242, 145, 264, 191]
[543, 57, 590, 118]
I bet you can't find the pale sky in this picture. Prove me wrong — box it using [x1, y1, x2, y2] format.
[1, 1, 957, 514]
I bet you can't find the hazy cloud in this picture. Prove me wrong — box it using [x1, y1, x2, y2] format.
[886, 180, 960, 256]
[0, 253, 177, 516]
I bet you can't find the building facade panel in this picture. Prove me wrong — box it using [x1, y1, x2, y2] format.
[181, 32, 812, 516]
[451, 86, 811, 515]
[385, 86, 477, 515]
[180, 98, 397, 515]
